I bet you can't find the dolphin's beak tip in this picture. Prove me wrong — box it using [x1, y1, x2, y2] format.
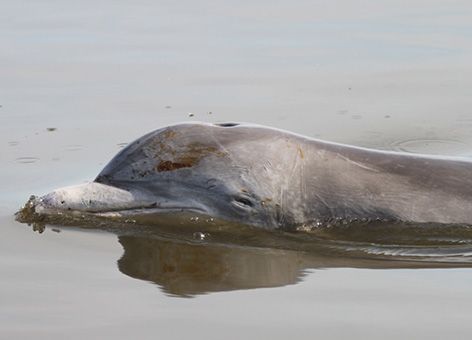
[15, 194, 41, 223]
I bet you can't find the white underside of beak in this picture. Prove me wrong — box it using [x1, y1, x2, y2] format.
[35, 182, 155, 213]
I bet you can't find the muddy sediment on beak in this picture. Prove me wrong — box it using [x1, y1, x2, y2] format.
[15, 195, 42, 224]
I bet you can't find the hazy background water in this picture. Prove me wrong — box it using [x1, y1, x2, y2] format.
[2, 1, 472, 339]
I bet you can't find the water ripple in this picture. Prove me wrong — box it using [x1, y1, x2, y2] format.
[15, 157, 40, 164]
[389, 138, 468, 155]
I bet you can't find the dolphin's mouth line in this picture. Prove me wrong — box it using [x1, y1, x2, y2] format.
[37, 202, 208, 216]
[93, 205, 208, 217]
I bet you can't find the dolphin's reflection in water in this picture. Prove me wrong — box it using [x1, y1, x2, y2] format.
[118, 235, 308, 297]
[115, 221, 472, 297]
[21, 211, 472, 297]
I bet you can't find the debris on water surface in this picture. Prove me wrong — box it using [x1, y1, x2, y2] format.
[15, 196, 38, 220]
[188, 112, 194, 117]
[46, 127, 57, 132]
[165, 105, 172, 109]
[193, 232, 210, 241]
[51, 228, 61, 233]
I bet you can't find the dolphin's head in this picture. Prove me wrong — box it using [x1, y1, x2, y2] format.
[23, 123, 300, 229]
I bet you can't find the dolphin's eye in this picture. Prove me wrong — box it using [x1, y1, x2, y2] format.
[234, 196, 254, 208]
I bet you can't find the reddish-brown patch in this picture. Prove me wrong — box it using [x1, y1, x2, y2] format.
[154, 142, 227, 172]
[156, 160, 193, 172]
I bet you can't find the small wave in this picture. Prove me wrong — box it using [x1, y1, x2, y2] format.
[389, 138, 468, 155]
[335, 242, 472, 263]
[15, 157, 40, 164]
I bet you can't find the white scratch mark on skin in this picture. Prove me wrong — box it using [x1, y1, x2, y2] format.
[337, 154, 380, 173]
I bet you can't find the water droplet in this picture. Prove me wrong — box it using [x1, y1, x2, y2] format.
[193, 232, 209, 241]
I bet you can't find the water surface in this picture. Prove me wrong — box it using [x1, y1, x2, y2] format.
[2, 1, 472, 339]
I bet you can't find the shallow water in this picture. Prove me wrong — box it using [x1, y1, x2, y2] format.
[3, 1, 472, 339]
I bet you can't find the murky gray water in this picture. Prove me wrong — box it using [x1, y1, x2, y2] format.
[2, 1, 472, 339]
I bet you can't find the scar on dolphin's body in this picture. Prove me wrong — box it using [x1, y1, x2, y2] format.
[15, 122, 472, 230]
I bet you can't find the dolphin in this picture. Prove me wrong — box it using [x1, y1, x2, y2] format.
[17, 122, 472, 230]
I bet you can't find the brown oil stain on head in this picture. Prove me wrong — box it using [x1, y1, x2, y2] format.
[157, 160, 193, 172]
[155, 144, 227, 172]
[141, 127, 228, 173]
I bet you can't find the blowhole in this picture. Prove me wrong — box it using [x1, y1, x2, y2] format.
[215, 122, 239, 127]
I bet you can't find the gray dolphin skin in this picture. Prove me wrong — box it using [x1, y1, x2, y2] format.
[23, 122, 472, 229]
